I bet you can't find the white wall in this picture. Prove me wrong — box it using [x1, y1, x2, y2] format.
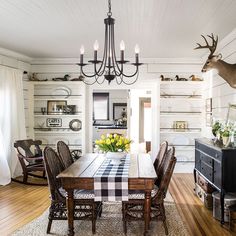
[202, 28, 236, 138]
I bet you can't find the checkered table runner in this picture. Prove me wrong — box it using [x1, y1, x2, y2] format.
[94, 154, 130, 201]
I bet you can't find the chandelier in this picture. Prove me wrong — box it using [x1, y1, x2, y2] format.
[77, 0, 143, 85]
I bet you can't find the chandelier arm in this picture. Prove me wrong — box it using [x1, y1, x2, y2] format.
[110, 24, 123, 76]
[95, 75, 106, 84]
[95, 23, 109, 75]
[118, 66, 139, 78]
[81, 75, 98, 85]
[115, 75, 123, 85]
[121, 71, 139, 85]
[80, 66, 99, 78]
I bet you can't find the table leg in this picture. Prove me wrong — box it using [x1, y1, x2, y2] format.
[66, 189, 75, 236]
[144, 190, 151, 235]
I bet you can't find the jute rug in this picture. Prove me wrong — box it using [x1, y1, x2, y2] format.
[12, 194, 189, 236]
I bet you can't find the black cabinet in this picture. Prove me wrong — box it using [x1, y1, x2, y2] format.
[194, 138, 236, 223]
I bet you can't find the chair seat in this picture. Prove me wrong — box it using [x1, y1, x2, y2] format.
[128, 187, 158, 200]
[59, 188, 95, 199]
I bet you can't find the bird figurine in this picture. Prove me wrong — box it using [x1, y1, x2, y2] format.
[52, 74, 71, 81]
[175, 75, 188, 81]
[189, 75, 202, 81]
[160, 75, 172, 81]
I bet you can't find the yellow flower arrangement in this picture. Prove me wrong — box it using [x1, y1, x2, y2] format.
[95, 133, 131, 153]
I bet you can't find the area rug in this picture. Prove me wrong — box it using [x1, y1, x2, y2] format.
[11, 194, 189, 236]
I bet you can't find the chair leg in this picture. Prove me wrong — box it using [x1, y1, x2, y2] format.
[23, 173, 28, 184]
[46, 219, 52, 234]
[43, 170, 46, 178]
[99, 202, 102, 217]
[92, 204, 96, 234]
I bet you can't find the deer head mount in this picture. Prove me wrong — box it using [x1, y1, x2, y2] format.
[195, 34, 236, 89]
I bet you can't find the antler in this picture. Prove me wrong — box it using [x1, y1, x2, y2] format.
[194, 33, 218, 57]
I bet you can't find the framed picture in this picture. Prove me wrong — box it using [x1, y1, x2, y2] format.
[227, 104, 236, 123]
[113, 103, 127, 120]
[173, 121, 188, 130]
[47, 100, 67, 114]
[206, 98, 212, 113]
[206, 113, 212, 127]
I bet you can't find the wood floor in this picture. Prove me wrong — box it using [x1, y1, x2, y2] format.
[0, 174, 234, 236]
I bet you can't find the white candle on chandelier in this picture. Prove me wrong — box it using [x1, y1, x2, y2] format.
[134, 44, 140, 64]
[120, 40, 125, 61]
[93, 40, 99, 61]
[80, 45, 85, 64]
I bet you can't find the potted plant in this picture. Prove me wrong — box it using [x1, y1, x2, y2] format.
[221, 126, 231, 146]
[212, 121, 221, 137]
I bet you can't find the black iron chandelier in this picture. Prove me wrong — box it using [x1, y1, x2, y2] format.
[77, 0, 143, 85]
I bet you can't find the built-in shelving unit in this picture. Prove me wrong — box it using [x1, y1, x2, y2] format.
[27, 81, 86, 155]
[160, 80, 204, 171]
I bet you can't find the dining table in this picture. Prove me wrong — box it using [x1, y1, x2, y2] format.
[57, 153, 157, 236]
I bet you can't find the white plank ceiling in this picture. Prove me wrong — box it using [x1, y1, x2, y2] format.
[0, 0, 235, 59]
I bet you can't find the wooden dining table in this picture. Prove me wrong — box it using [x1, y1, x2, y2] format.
[57, 153, 157, 236]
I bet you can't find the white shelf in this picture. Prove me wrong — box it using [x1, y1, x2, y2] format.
[160, 112, 201, 116]
[160, 130, 201, 134]
[34, 98, 82, 101]
[160, 81, 203, 85]
[160, 97, 202, 101]
[34, 131, 81, 134]
[34, 114, 81, 117]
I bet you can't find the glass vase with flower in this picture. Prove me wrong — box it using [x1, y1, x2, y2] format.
[95, 133, 131, 159]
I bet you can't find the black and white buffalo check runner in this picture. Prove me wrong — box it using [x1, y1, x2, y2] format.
[94, 155, 130, 201]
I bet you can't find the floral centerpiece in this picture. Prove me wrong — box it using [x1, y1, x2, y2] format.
[95, 133, 131, 153]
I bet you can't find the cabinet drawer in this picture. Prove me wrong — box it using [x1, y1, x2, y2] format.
[200, 162, 213, 182]
[196, 172, 215, 193]
[196, 141, 222, 161]
[199, 152, 213, 167]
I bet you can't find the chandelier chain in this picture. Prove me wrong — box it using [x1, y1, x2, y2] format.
[107, 0, 112, 16]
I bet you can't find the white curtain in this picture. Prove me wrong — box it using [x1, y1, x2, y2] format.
[0, 66, 26, 185]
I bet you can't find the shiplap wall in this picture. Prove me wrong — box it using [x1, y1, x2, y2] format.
[202, 29, 236, 139]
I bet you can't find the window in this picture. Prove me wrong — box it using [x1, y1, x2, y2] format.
[93, 93, 109, 120]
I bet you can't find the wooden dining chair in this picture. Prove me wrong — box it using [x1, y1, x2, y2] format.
[153, 141, 168, 186]
[43, 146, 102, 234]
[122, 147, 176, 235]
[57, 141, 74, 169]
[13, 139, 47, 185]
